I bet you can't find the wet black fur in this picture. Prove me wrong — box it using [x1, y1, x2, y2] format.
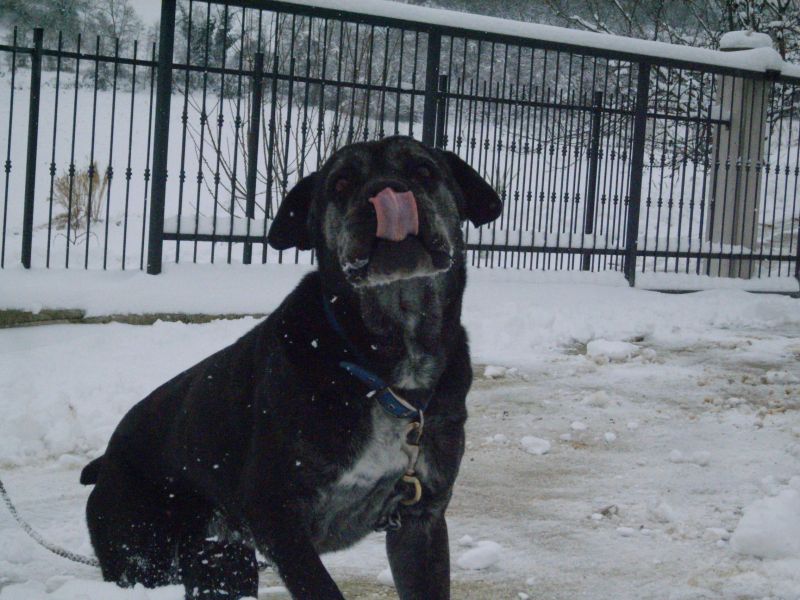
[82, 137, 501, 599]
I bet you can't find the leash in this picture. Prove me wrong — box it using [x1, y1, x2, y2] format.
[0, 474, 100, 567]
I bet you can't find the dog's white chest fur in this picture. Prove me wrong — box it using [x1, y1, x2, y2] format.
[336, 406, 408, 488]
[309, 405, 411, 551]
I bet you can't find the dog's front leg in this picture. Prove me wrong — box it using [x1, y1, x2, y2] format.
[250, 514, 344, 600]
[386, 511, 451, 600]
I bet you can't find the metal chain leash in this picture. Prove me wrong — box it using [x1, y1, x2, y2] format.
[0, 475, 100, 567]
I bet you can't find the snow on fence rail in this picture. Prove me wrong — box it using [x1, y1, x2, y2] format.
[1, 0, 799, 290]
[268, 0, 800, 79]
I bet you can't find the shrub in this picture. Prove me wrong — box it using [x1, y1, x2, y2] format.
[50, 162, 107, 243]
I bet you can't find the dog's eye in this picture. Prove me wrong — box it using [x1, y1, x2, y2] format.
[334, 177, 350, 194]
[415, 164, 433, 179]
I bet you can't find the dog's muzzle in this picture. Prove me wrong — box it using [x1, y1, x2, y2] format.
[340, 184, 454, 287]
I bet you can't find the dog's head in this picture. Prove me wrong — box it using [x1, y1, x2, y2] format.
[267, 136, 501, 289]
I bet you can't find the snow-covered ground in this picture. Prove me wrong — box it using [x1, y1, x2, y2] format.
[1, 266, 799, 599]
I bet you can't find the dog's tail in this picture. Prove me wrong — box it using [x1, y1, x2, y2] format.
[79, 455, 104, 485]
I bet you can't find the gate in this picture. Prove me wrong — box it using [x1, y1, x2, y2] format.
[1, 0, 799, 289]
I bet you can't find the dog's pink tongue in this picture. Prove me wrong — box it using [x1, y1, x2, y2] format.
[368, 188, 419, 242]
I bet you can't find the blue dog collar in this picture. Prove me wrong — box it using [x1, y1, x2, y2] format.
[340, 361, 421, 420]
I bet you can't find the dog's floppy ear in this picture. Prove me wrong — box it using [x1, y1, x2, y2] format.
[437, 150, 502, 226]
[267, 174, 317, 250]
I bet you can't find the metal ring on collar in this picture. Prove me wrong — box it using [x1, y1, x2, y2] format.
[400, 474, 423, 505]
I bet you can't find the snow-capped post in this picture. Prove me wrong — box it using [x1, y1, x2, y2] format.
[705, 31, 775, 279]
[21, 28, 43, 269]
[146, 0, 177, 275]
[624, 63, 651, 287]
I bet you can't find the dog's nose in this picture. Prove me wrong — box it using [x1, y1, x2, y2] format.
[364, 179, 409, 198]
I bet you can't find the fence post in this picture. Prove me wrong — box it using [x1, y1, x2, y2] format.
[146, 0, 177, 275]
[421, 30, 442, 147]
[796, 218, 800, 286]
[243, 51, 265, 265]
[624, 63, 650, 287]
[582, 90, 603, 271]
[705, 32, 772, 279]
[21, 28, 43, 269]
[434, 74, 448, 149]
[796, 218, 800, 287]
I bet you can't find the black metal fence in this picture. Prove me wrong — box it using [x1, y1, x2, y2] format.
[1, 0, 799, 287]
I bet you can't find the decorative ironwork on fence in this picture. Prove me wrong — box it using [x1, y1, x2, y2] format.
[1, 0, 799, 288]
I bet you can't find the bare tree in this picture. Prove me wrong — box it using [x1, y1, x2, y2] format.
[89, 0, 143, 51]
[0, 0, 89, 42]
[541, 0, 799, 60]
[182, 13, 419, 219]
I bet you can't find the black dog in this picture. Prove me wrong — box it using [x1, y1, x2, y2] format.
[80, 136, 502, 599]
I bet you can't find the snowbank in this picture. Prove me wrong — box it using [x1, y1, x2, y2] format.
[636, 272, 798, 294]
[0, 318, 262, 466]
[460, 270, 800, 367]
[2, 266, 794, 321]
[2, 264, 799, 370]
[0, 264, 313, 317]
